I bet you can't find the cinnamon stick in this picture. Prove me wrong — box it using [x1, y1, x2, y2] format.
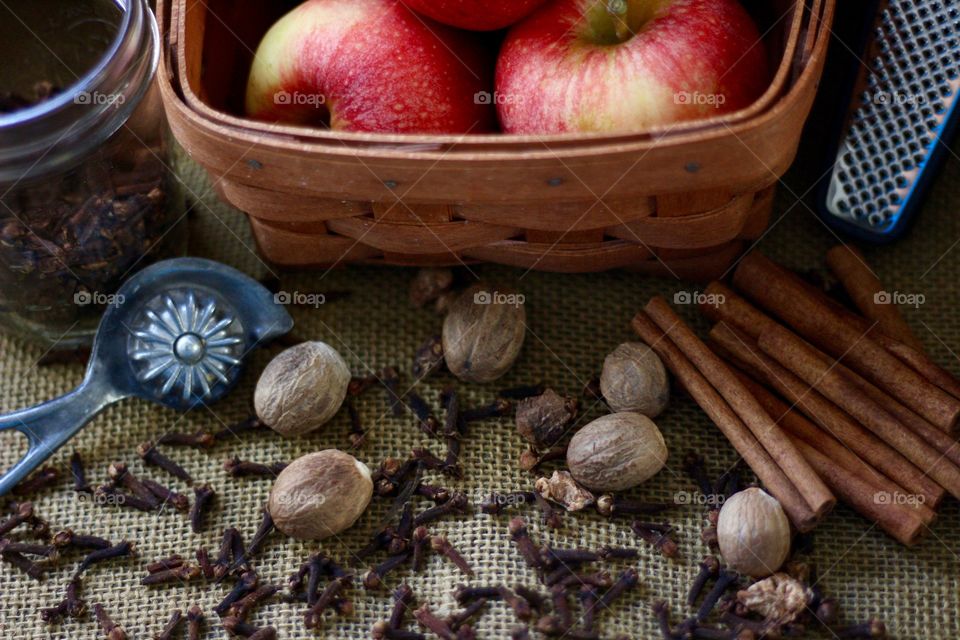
[644, 297, 835, 519]
[708, 321, 945, 507]
[732, 251, 960, 432]
[838, 362, 960, 470]
[756, 323, 960, 500]
[632, 310, 821, 531]
[825, 244, 924, 351]
[736, 372, 936, 528]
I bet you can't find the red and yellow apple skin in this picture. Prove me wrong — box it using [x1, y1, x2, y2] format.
[246, 0, 496, 134]
[400, 0, 548, 31]
[495, 0, 769, 134]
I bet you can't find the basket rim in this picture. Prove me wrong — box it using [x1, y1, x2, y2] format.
[159, 0, 825, 155]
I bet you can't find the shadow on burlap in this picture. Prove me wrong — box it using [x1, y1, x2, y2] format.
[1, 124, 960, 638]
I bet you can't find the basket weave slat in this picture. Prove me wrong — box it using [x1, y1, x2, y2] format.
[157, 0, 835, 276]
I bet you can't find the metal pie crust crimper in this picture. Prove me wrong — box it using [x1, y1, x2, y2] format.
[0, 258, 293, 495]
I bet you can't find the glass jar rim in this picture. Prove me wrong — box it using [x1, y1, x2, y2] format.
[0, 0, 159, 183]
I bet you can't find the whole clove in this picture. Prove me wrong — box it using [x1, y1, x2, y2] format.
[596, 568, 640, 610]
[389, 504, 415, 555]
[372, 621, 427, 640]
[390, 583, 416, 629]
[0, 502, 34, 536]
[1, 548, 45, 580]
[228, 584, 281, 620]
[231, 509, 275, 572]
[214, 527, 240, 579]
[94, 484, 157, 512]
[70, 452, 92, 494]
[196, 546, 215, 579]
[364, 551, 412, 590]
[534, 492, 563, 529]
[140, 478, 190, 512]
[632, 521, 679, 558]
[509, 518, 543, 570]
[481, 491, 536, 515]
[414, 605, 455, 640]
[412, 526, 430, 572]
[696, 570, 738, 621]
[157, 430, 215, 448]
[541, 547, 600, 567]
[412, 335, 445, 380]
[214, 571, 259, 616]
[145, 554, 184, 573]
[595, 494, 669, 517]
[156, 609, 183, 640]
[76, 541, 133, 576]
[349, 373, 379, 397]
[499, 586, 533, 620]
[94, 603, 127, 640]
[405, 391, 441, 438]
[347, 398, 367, 448]
[11, 466, 60, 497]
[461, 398, 513, 424]
[141, 564, 201, 586]
[688, 556, 721, 606]
[381, 367, 404, 416]
[108, 463, 161, 509]
[187, 605, 203, 640]
[452, 603, 488, 634]
[441, 388, 463, 478]
[223, 458, 287, 478]
[0, 539, 58, 559]
[413, 492, 470, 527]
[137, 441, 192, 483]
[430, 535, 473, 576]
[597, 546, 639, 561]
[52, 529, 111, 551]
[304, 575, 352, 628]
[190, 484, 215, 534]
[214, 416, 265, 441]
[415, 483, 451, 504]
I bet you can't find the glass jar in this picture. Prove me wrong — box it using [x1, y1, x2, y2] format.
[0, 0, 185, 348]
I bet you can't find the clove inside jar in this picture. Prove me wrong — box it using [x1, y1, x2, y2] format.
[0, 0, 185, 347]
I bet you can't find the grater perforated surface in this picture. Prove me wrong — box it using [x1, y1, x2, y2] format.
[825, 0, 960, 235]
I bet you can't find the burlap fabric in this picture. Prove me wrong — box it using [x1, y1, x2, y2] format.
[4, 59, 960, 640]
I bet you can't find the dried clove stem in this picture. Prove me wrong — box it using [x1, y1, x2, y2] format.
[347, 398, 367, 448]
[481, 491, 536, 515]
[214, 571, 259, 616]
[405, 391, 441, 438]
[364, 551, 412, 590]
[696, 570, 738, 621]
[187, 605, 203, 640]
[430, 535, 473, 576]
[70, 452, 93, 494]
[224, 457, 288, 478]
[52, 529, 111, 551]
[156, 609, 183, 640]
[595, 494, 669, 517]
[499, 383, 546, 400]
[94, 484, 158, 512]
[76, 541, 134, 576]
[11, 466, 60, 497]
[190, 484, 215, 534]
[0, 502, 34, 536]
[137, 442, 192, 482]
[632, 521, 679, 558]
[390, 583, 416, 629]
[413, 492, 470, 527]
[140, 478, 190, 512]
[94, 603, 127, 640]
[157, 430, 215, 448]
[214, 416, 265, 441]
[441, 388, 463, 478]
[141, 564, 202, 586]
[688, 556, 721, 606]
[108, 463, 161, 509]
[414, 605, 455, 640]
[508, 518, 543, 570]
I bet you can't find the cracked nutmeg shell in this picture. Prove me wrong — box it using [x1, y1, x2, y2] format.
[600, 342, 669, 417]
[254, 341, 350, 437]
[717, 488, 791, 578]
[269, 450, 373, 540]
[566, 412, 668, 492]
[442, 283, 526, 383]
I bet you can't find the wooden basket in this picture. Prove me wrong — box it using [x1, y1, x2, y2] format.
[157, 0, 834, 278]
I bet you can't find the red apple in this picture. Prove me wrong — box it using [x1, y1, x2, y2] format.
[495, 0, 769, 134]
[400, 0, 548, 31]
[246, 0, 495, 134]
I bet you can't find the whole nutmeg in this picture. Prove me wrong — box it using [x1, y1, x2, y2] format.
[566, 412, 668, 492]
[717, 488, 791, 578]
[268, 450, 373, 540]
[442, 283, 526, 383]
[600, 342, 669, 417]
[254, 341, 350, 437]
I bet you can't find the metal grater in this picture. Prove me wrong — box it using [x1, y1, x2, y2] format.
[820, 0, 960, 241]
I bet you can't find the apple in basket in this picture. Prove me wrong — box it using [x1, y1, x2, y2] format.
[400, 0, 548, 30]
[495, 0, 770, 133]
[246, 0, 496, 133]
